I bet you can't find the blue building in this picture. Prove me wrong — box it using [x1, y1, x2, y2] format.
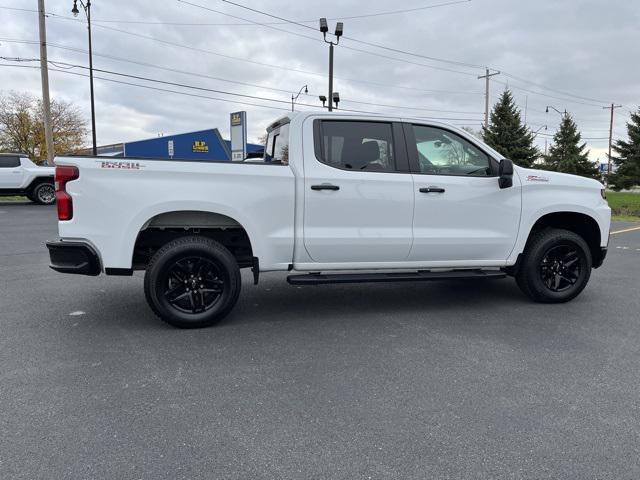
[91, 128, 262, 161]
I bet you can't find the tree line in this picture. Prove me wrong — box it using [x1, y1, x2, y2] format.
[482, 89, 639, 190]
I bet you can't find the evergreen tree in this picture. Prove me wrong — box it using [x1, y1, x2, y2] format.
[543, 114, 599, 179]
[483, 89, 539, 168]
[609, 108, 640, 190]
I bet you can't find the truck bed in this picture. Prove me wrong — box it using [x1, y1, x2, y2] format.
[54, 156, 296, 271]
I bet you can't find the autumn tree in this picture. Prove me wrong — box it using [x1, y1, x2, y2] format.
[0, 91, 87, 164]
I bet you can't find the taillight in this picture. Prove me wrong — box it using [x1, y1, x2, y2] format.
[55, 165, 79, 221]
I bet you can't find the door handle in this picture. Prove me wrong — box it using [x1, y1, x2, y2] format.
[419, 186, 445, 193]
[311, 184, 340, 191]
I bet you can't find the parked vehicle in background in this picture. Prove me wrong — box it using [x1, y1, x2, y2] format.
[0, 153, 56, 204]
[47, 112, 611, 328]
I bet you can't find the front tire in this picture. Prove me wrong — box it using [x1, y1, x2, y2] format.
[516, 228, 592, 303]
[144, 236, 241, 328]
[32, 182, 56, 205]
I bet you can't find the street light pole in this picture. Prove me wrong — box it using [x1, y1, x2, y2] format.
[319, 18, 343, 112]
[532, 125, 547, 138]
[72, 0, 97, 156]
[291, 85, 308, 112]
[328, 42, 334, 112]
[545, 105, 567, 117]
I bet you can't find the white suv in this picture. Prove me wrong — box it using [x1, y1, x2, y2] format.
[0, 153, 56, 204]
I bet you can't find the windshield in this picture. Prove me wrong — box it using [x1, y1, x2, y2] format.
[264, 124, 290, 165]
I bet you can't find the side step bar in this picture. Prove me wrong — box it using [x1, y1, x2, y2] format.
[287, 269, 506, 285]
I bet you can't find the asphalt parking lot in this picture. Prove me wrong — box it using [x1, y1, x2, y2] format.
[1, 201, 639, 479]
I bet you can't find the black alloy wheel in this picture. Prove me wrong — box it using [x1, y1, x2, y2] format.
[163, 256, 226, 314]
[539, 244, 583, 293]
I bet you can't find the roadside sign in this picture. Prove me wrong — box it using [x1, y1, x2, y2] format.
[230, 111, 247, 162]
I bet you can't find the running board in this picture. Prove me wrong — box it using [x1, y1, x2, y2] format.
[287, 269, 506, 285]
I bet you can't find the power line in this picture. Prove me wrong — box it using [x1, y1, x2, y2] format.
[500, 72, 610, 106]
[1, 8, 489, 90]
[0, 5, 37, 13]
[0, 61, 615, 148]
[0, 63, 294, 112]
[176, 0, 481, 77]
[0, 38, 309, 95]
[213, 1, 621, 106]
[0, 58, 483, 121]
[320, 95, 482, 114]
[2, 5, 618, 110]
[0, 41, 610, 126]
[0, 2, 473, 25]
[0, 44, 483, 115]
[214, 0, 484, 70]
[534, 131, 609, 140]
[0, 3, 623, 106]
[1, 23, 485, 96]
[325, 0, 473, 21]
[0, 57, 304, 106]
[493, 80, 606, 108]
[202, 0, 621, 108]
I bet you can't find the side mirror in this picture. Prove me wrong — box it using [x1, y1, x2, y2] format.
[499, 158, 514, 189]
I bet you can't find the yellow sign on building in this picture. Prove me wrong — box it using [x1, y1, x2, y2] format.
[192, 141, 209, 153]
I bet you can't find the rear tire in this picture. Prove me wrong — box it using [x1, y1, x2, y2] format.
[32, 182, 56, 205]
[516, 228, 592, 303]
[144, 236, 241, 328]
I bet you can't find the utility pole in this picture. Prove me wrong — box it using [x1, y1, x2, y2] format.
[603, 103, 622, 176]
[38, 0, 55, 166]
[478, 68, 500, 128]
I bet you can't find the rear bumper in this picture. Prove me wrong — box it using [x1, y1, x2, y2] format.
[46, 240, 101, 276]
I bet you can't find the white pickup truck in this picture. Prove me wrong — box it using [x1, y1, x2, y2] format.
[47, 112, 611, 328]
[0, 153, 56, 204]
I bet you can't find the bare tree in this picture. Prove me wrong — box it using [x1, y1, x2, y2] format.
[0, 91, 88, 164]
[461, 126, 482, 140]
[257, 133, 268, 146]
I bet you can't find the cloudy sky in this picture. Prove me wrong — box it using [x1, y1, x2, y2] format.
[1, 0, 638, 161]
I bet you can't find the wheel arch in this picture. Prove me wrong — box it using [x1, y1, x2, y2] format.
[521, 211, 603, 267]
[25, 175, 54, 195]
[131, 209, 256, 270]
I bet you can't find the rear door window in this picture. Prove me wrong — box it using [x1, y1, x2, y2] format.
[316, 121, 396, 172]
[264, 124, 290, 164]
